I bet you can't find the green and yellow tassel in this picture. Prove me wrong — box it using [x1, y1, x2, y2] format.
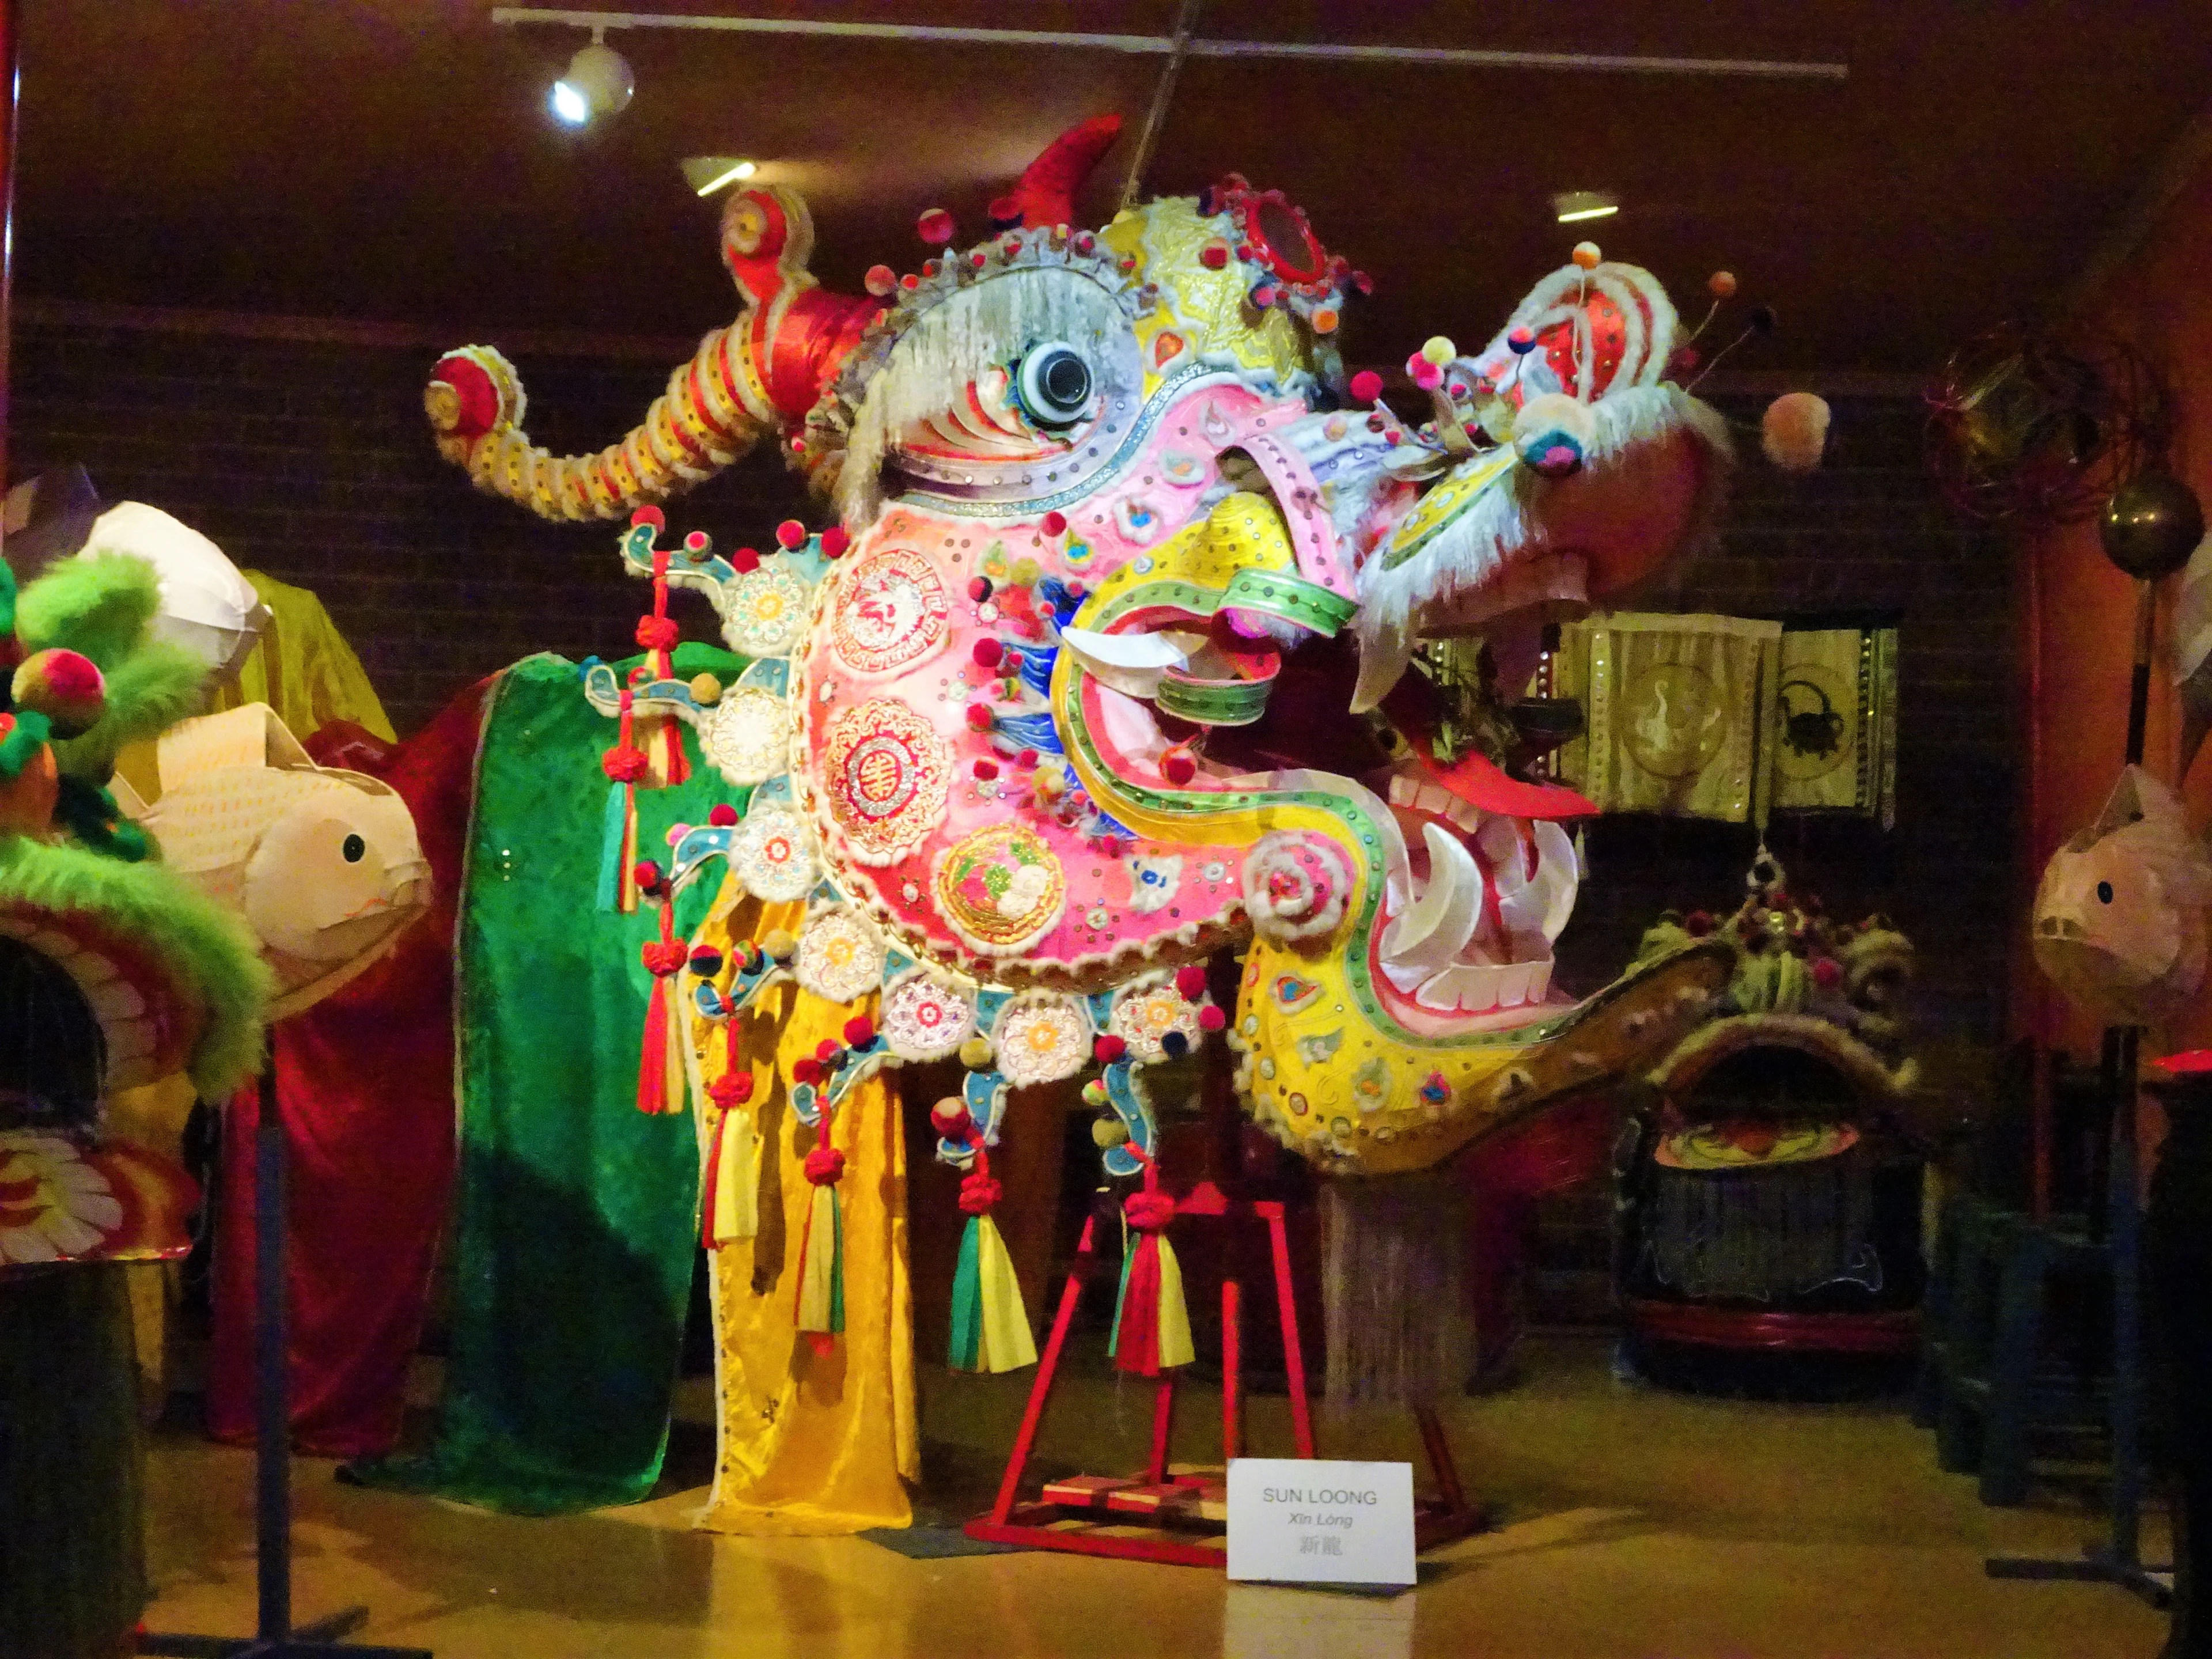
[947, 1151, 1037, 1374]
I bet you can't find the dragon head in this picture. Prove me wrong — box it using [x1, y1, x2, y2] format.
[430, 118, 1735, 1174]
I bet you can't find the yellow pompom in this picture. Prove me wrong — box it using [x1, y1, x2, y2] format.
[1010, 557, 1042, 587]
[1419, 335, 1457, 368]
[689, 672, 723, 706]
[1571, 241, 1602, 270]
[1033, 760, 1067, 801]
[1091, 1117, 1131, 1149]
[762, 929, 797, 961]
[1709, 270, 1738, 299]
[959, 1035, 996, 1070]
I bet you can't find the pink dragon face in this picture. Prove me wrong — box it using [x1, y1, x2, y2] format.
[787, 184, 1727, 1041]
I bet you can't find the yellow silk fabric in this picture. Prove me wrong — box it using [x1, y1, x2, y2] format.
[104, 1071, 200, 1408]
[113, 570, 395, 806]
[215, 572, 396, 741]
[687, 887, 918, 1535]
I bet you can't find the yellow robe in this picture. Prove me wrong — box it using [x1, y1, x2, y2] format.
[686, 887, 919, 1534]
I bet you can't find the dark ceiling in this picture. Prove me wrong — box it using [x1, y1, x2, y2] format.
[17, 1, 2212, 374]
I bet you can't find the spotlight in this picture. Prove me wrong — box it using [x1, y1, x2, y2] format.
[1552, 190, 1620, 224]
[681, 156, 759, 197]
[550, 31, 633, 127]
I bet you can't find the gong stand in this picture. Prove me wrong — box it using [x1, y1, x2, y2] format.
[142, 1045, 432, 1659]
[1986, 573, 2172, 1609]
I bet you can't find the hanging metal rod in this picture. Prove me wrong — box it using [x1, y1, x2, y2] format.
[486, 8, 1850, 81]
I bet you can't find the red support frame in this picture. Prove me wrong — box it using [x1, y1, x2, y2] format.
[965, 1178, 1486, 1565]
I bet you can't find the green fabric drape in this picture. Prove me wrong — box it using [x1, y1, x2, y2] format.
[351, 647, 740, 1514]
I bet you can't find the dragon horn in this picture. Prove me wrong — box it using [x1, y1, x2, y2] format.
[1000, 114, 1123, 230]
[425, 185, 884, 523]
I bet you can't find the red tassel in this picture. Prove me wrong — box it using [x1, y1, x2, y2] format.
[637, 977, 672, 1115]
[699, 1106, 728, 1245]
[637, 900, 687, 1115]
[1109, 1155, 1183, 1377]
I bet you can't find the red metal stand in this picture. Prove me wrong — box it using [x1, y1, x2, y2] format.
[964, 1177, 1485, 1565]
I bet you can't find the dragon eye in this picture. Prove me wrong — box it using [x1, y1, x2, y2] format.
[2096, 880, 2113, 904]
[1015, 342, 1093, 428]
[343, 833, 366, 864]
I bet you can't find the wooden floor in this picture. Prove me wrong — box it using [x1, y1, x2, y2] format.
[141, 1336, 2171, 1658]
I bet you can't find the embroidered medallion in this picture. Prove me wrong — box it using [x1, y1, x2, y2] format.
[933, 823, 1067, 957]
[702, 685, 789, 786]
[1108, 975, 1203, 1063]
[721, 565, 813, 658]
[832, 545, 950, 676]
[794, 907, 885, 1005]
[822, 700, 953, 866]
[993, 990, 1092, 1087]
[881, 969, 977, 1062]
[732, 806, 816, 902]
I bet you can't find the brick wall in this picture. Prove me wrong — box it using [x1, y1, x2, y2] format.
[10, 315, 813, 736]
[10, 323, 2016, 1097]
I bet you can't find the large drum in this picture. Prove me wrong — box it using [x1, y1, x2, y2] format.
[1616, 1039, 1925, 1396]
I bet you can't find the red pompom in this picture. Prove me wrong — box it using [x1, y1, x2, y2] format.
[1124, 1188, 1176, 1232]
[865, 264, 897, 297]
[958, 1172, 1003, 1215]
[816, 1039, 840, 1063]
[1094, 1034, 1128, 1065]
[843, 1016, 876, 1047]
[930, 1098, 974, 1139]
[972, 637, 1005, 668]
[1040, 510, 1068, 537]
[987, 192, 1023, 228]
[601, 747, 647, 783]
[1160, 745, 1198, 787]
[1198, 1004, 1227, 1033]
[1016, 748, 1039, 768]
[708, 802, 740, 827]
[633, 858, 663, 889]
[916, 207, 956, 245]
[688, 946, 724, 977]
[1200, 240, 1230, 270]
[635, 615, 680, 650]
[1684, 910, 1715, 937]
[775, 519, 808, 550]
[707, 1069, 754, 1108]
[965, 702, 996, 732]
[819, 525, 851, 558]
[968, 576, 993, 603]
[792, 1057, 823, 1086]
[805, 1145, 848, 1185]
[973, 759, 999, 780]
[1175, 964, 1209, 1001]
[1349, 369, 1384, 404]
[641, 940, 687, 977]
[1811, 956, 1844, 990]
[730, 546, 762, 573]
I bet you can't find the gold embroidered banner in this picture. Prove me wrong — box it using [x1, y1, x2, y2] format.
[1771, 624, 1899, 828]
[1551, 613, 1782, 823]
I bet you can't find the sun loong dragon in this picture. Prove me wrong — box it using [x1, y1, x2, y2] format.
[425, 116, 1738, 1416]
